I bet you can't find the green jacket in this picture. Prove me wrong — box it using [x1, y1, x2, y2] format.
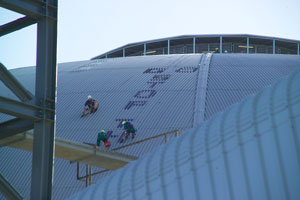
[97, 132, 107, 140]
[123, 122, 135, 133]
[97, 132, 107, 146]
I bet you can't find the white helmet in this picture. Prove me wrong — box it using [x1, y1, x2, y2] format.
[88, 95, 92, 99]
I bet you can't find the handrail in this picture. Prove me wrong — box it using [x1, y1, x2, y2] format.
[111, 129, 182, 151]
[77, 129, 183, 187]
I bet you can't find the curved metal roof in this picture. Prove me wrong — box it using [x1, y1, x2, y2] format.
[0, 53, 300, 199]
[67, 66, 300, 200]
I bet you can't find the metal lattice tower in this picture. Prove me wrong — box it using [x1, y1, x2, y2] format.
[0, 1, 58, 199]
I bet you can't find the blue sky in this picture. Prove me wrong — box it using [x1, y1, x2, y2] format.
[0, 0, 300, 69]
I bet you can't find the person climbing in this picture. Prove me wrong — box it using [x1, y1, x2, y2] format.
[96, 129, 111, 148]
[81, 95, 99, 117]
[215, 48, 220, 53]
[120, 121, 136, 143]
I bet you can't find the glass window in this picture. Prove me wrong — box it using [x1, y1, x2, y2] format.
[97, 55, 106, 59]
[107, 49, 123, 58]
[249, 38, 273, 54]
[125, 44, 144, 57]
[196, 37, 220, 53]
[146, 41, 168, 55]
[170, 38, 193, 54]
[222, 37, 247, 53]
[275, 40, 298, 55]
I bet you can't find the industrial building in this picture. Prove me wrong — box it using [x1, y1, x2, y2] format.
[93, 34, 300, 59]
[1, 51, 300, 199]
[1, 1, 300, 200]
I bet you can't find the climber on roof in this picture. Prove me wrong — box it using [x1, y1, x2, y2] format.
[120, 121, 136, 143]
[97, 129, 111, 148]
[215, 48, 220, 53]
[81, 95, 99, 117]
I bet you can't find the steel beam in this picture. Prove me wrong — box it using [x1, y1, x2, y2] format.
[85, 165, 92, 187]
[220, 36, 223, 54]
[144, 43, 146, 56]
[0, 16, 36, 37]
[247, 37, 249, 54]
[0, 63, 33, 101]
[0, 96, 46, 121]
[193, 37, 196, 54]
[0, 118, 33, 139]
[0, 173, 24, 200]
[273, 39, 276, 54]
[0, 0, 58, 199]
[168, 39, 170, 55]
[30, 1, 57, 199]
[0, 0, 57, 19]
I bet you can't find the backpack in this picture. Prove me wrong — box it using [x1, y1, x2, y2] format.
[104, 140, 111, 147]
[126, 122, 133, 128]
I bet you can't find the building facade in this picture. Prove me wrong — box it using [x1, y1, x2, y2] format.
[93, 34, 300, 59]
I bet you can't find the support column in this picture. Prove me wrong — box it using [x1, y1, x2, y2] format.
[0, 1, 58, 199]
[165, 134, 169, 142]
[85, 165, 92, 187]
[144, 43, 146, 56]
[273, 39, 276, 54]
[105, 54, 107, 59]
[193, 37, 196, 54]
[31, 8, 57, 200]
[298, 43, 299, 55]
[247, 37, 249, 54]
[220, 36, 223, 54]
[123, 48, 125, 57]
[168, 39, 170, 55]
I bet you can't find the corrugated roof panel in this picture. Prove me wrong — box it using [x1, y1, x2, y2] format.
[205, 54, 300, 120]
[67, 68, 300, 200]
[0, 148, 32, 198]
[1, 54, 300, 199]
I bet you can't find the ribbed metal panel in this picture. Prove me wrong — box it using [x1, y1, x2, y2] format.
[67, 68, 300, 200]
[1, 54, 299, 199]
[0, 148, 32, 199]
[205, 54, 300, 120]
[1, 55, 202, 199]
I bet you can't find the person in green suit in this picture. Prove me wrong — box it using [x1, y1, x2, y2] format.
[121, 121, 136, 142]
[97, 129, 110, 147]
[215, 48, 220, 53]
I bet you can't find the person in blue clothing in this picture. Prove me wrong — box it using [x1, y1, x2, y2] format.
[121, 121, 136, 142]
[81, 95, 99, 117]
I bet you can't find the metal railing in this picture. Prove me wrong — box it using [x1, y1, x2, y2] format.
[77, 129, 182, 186]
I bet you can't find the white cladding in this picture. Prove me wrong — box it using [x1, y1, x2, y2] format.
[68, 69, 300, 200]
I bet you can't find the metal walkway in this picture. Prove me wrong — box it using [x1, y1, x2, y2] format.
[0, 131, 136, 170]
